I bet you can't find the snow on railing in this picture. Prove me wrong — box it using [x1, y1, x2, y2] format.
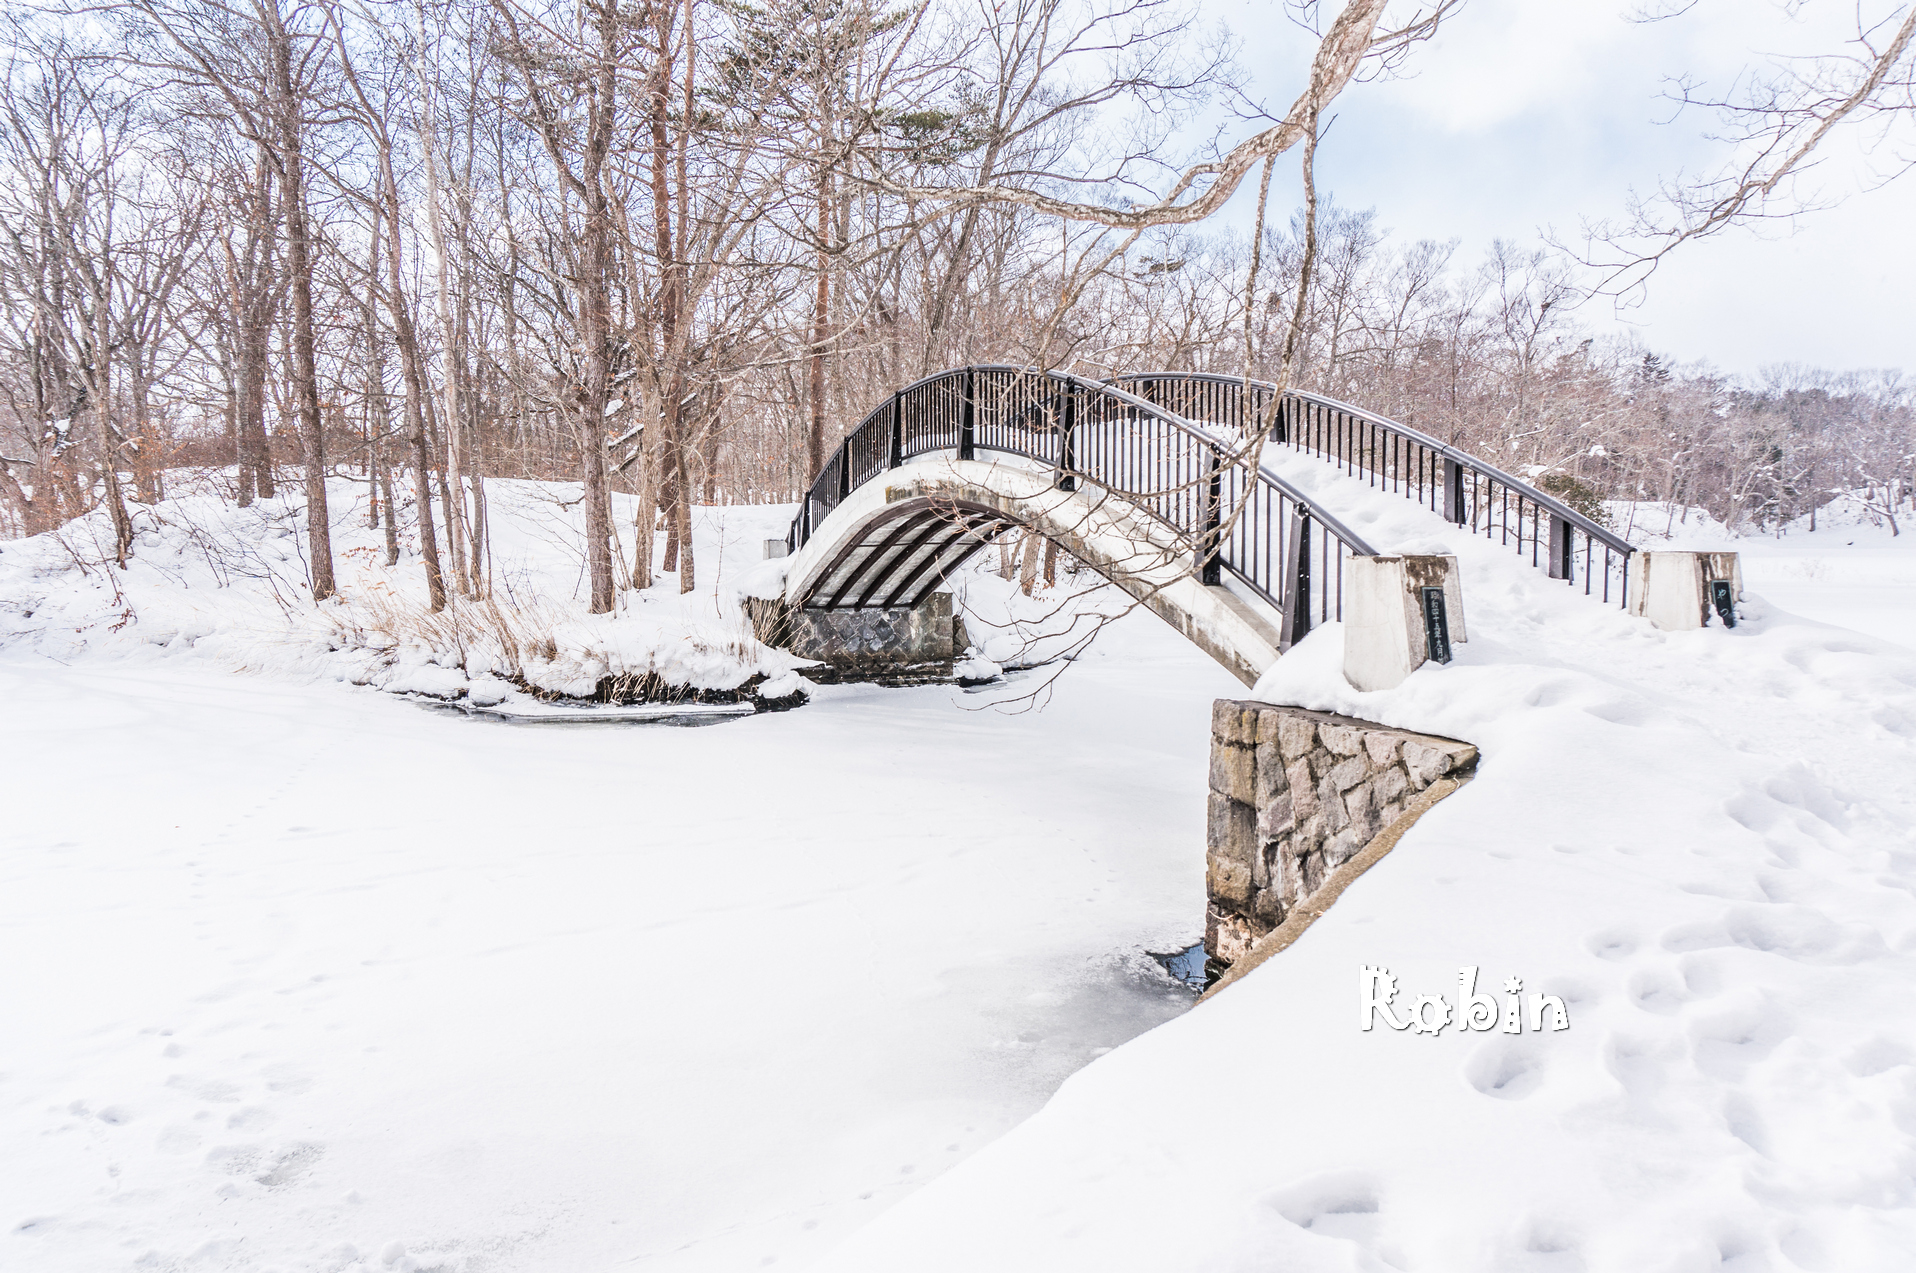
[1115, 372, 1636, 609]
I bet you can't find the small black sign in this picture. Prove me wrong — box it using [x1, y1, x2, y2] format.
[1710, 579, 1737, 629]
[1421, 586, 1453, 665]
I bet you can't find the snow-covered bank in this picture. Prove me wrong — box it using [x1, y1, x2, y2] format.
[807, 459, 1916, 1272]
[0, 474, 811, 705]
[0, 472, 1139, 706]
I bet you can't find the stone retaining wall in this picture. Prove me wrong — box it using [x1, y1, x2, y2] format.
[744, 592, 964, 682]
[1206, 701, 1478, 972]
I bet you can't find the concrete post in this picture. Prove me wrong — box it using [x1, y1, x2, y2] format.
[1627, 551, 1744, 630]
[1343, 555, 1467, 692]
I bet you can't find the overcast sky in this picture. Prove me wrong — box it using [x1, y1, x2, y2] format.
[1194, 0, 1914, 377]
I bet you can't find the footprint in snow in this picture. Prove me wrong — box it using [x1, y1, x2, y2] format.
[1721, 1092, 1772, 1157]
[1502, 1220, 1588, 1272]
[1660, 904, 1879, 965]
[1627, 969, 1689, 1015]
[205, 1141, 325, 1189]
[261, 1061, 316, 1095]
[1263, 1170, 1383, 1244]
[1463, 1040, 1545, 1101]
[226, 1105, 275, 1131]
[1581, 696, 1665, 728]
[1601, 1030, 1675, 1100]
[1843, 1036, 1916, 1077]
[166, 1073, 243, 1102]
[1583, 926, 1638, 961]
[1687, 999, 1792, 1081]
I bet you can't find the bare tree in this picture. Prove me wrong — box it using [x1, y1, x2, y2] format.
[130, 0, 342, 597]
[1586, 1, 1915, 289]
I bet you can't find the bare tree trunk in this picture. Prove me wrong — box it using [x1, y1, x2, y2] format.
[334, 17, 449, 609]
[649, 0, 694, 591]
[660, 461, 681, 573]
[212, 169, 273, 508]
[700, 404, 719, 504]
[269, 19, 335, 600]
[89, 246, 134, 565]
[418, 57, 471, 597]
[375, 164, 445, 609]
[630, 399, 655, 588]
[219, 330, 252, 507]
[238, 309, 273, 501]
[224, 156, 277, 505]
[459, 309, 487, 592]
[379, 460, 400, 565]
[807, 177, 829, 478]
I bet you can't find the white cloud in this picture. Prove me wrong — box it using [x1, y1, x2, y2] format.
[1193, 0, 1913, 373]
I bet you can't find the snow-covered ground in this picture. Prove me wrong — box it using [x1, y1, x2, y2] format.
[809, 464, 1916, 1272]
[4, 464, 1914, 1272]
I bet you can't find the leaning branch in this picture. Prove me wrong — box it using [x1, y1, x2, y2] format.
[852, 0, 1392, 228]
[1586, 3, 1916, 292]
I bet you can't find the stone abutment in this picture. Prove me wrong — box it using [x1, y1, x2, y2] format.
[1206, 701, 1478, 979]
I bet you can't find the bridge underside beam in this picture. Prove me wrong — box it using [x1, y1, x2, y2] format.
[804, 501, 1013, 611]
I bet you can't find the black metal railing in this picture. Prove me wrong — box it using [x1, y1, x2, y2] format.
[1116, 372, 1636, 607]
[788, 365, 1379, 644]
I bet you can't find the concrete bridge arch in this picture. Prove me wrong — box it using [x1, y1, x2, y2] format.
[772, 455, 1290, 687]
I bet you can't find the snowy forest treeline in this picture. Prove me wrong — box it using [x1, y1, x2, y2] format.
[0, 0, 1910, 611]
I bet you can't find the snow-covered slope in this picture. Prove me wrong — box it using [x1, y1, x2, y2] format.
[807, 456, 1916, 1272]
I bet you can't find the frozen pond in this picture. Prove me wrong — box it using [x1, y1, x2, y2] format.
[0, 604, 1238, 1273]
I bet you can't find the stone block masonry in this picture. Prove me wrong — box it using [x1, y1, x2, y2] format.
[1205, 701, 1478, 973]
[744, 591, 965, 683]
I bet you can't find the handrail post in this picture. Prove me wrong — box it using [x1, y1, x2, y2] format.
[1442, 458, 1465, 524]
[838, 444, 850, 502]
[1548, 514, 1572, 581]
[959, 366, 976, 461]
[1199, 442, 1222, 585]
[1056, 381, 1077, 491]
[1278, 509, 1311, 649]
[888, 391, 903, 469]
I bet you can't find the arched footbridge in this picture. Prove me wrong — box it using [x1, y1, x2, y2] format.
[756, 366, 1635, 686]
